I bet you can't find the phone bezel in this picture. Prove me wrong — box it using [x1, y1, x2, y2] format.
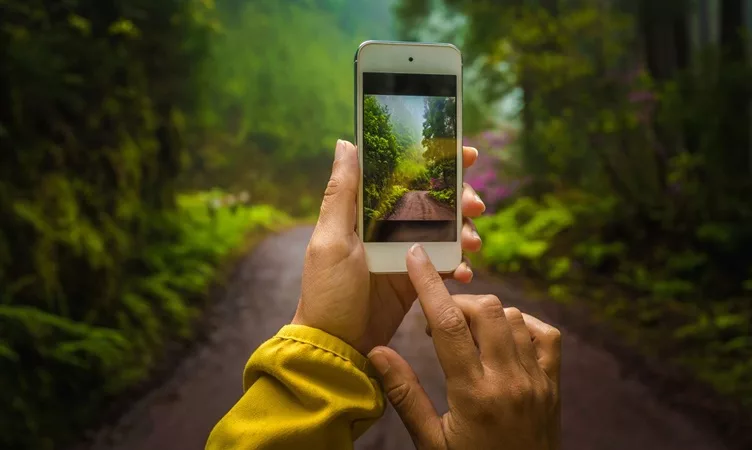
[355, 40, 463, 274]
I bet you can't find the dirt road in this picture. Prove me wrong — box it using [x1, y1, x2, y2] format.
[386, 191, 454, 221]
[82, 227, 728, 450]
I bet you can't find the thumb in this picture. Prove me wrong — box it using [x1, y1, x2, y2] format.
[317, 140, 358, 237]
[368, 346, 444, 448]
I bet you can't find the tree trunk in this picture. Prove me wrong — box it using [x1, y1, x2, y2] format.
[719, 0, 750, 177]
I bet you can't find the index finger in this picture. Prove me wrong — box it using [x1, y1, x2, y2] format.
[406, 244, 482, 381]
[520, 313, 562, 384]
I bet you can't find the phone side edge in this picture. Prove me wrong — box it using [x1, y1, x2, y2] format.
[354, 46, 365, 244]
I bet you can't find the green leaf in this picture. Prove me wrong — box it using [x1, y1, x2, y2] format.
[547, 257, 571, 280]
[518, 240, 549, 259]
[68, 14, 91, 36]
[0, 342, 18, 361]
[714, 314, 747, 331]
[108, 19, 140, 38]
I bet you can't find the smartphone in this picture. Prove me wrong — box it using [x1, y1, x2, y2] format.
[355, 41, 463, 273]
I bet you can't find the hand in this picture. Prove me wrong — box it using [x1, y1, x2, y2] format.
[368, 244, 561, 450]
[292, 140, 485, 355]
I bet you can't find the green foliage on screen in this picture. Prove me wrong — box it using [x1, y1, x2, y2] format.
[422, 97, 457, 191]
[363, 96, 401, 214]
[363, 92, 458, 237]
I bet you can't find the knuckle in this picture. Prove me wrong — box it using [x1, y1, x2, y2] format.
[306, 239, 325, 259]
[476, 295, 504, 318]
[418, 274, 448, 299]
[386, 382, 413, 409]
[504, 306, 524, 322]
[546, 326, 562, 345]
[436, 306, 467, 336]
[307, 236, 350, 260]
[418, 272, 439, 288]
[532, 382, 549, 405]
[508, 378, 535, 406]
[324, 161, 355, 198]
[324, 175, 343, 198]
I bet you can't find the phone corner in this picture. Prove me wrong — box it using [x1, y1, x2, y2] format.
[443, 43, 463, 65]
[355, 40, 378, 61]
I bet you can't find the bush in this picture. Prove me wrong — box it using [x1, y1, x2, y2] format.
[0, 1, 247, 447]
[0, 191, 290, 449]
[368, 185, 409, 221]
[475, 195, 574, 273]
[476, 192, 752, 407]
[394, 158, 430, 190]
[428, 188, 456, 208]
[401, 0, 752, 419]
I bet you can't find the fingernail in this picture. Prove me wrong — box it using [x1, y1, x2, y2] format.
[410, 243, 428, 262]
[465, 264, 474, 281]
[471, 147, 479, 159]
[472, 229, 482, 242]
[368, 350, 390, 375]
[458, 262, 473, 281]
[475, 194, 486, 212]
[335, 139, 346, 160]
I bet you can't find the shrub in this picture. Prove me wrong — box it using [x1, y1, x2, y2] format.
[475, 195, 574, 273]
[0, 191, 290, 449]
[428, 188, 456, 208]
[371, 185, 409, 220]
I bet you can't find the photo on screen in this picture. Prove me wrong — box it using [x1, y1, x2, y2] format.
[363, 89, 457, 243]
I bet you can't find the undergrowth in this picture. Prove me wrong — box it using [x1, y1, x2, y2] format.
[369, 185, 409, 220]
[475, 193, 752, 409]
[0, 191, 290, 450]
[429, 187, 457, 209]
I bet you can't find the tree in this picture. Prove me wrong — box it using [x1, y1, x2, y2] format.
[363, 96, 400, 213]
[182, 0, 397, 213]
[422, 97, 457, 188]
[397, 0, 752, 425]
[0, 0, 211, 447]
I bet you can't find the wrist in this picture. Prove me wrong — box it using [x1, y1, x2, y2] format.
[290, 314, 366, 355]
[286, 318, 369, 358]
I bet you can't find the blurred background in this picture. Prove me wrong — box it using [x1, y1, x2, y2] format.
[1, 0, 750, 449]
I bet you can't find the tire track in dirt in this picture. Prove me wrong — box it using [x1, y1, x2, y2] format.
[386, 191, 454, 221]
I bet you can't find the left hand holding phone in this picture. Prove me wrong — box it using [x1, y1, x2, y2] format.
[292, 139, 486, 355]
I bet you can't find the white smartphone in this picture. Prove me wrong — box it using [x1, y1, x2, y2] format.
[355, 41, 463, 274]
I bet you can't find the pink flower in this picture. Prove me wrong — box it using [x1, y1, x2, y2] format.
[464, 129, 527, 212]
[430, 178, 445, 190]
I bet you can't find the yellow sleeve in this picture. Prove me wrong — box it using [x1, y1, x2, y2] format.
[206, 324, 385, 450]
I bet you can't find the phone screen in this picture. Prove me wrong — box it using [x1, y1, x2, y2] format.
[362, 72, 458, 243]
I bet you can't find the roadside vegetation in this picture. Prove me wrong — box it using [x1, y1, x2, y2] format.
[0, 0, 392, 448]
[400, 0, 752, 416]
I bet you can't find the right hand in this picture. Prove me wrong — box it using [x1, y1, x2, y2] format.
[368, 243, 561, 450]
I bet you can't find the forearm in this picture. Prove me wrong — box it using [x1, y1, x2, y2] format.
[206, 325, 384, 450]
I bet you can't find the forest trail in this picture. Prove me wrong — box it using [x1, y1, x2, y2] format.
[386, 190, 455, 221]
[83, 227, 727, 450]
